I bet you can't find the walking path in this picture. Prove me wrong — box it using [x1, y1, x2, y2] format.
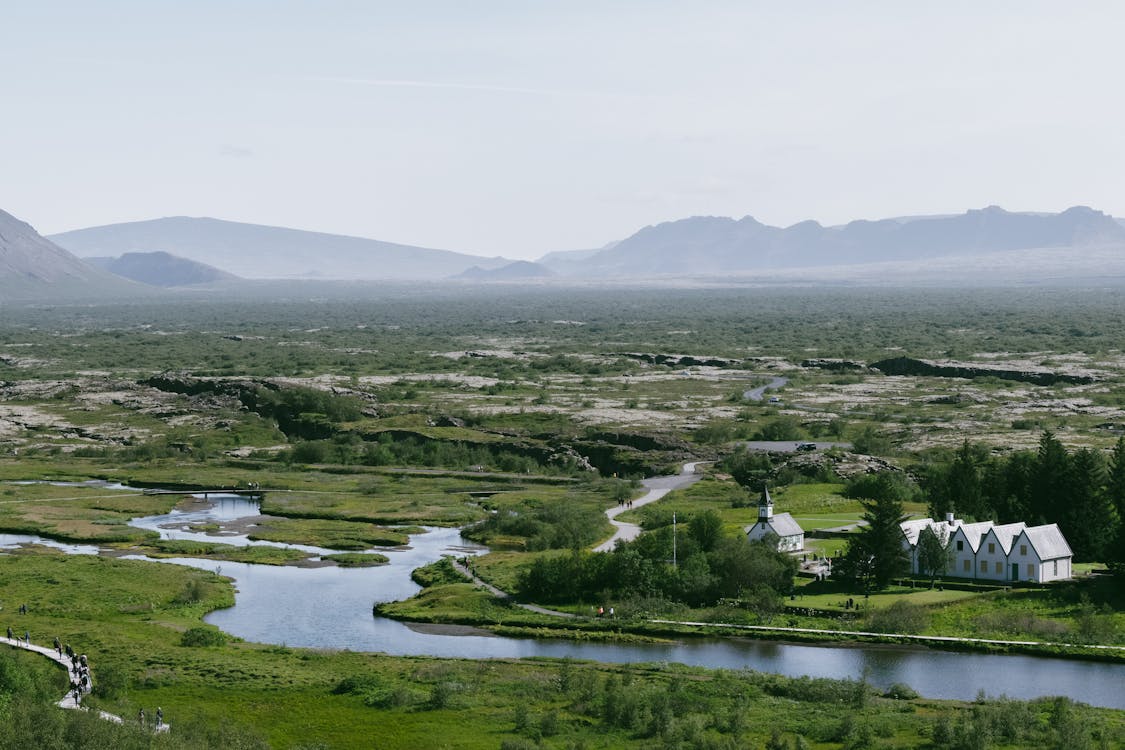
[0, 634, 169, 732]
[451, 559, 575, 618]
[593, 461, 704, 552]
[450, 461, 705, 617]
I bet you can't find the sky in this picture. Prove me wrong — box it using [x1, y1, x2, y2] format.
[4, 1, 1125, 260]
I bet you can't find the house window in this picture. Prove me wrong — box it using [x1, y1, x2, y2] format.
[963, 559, 971, 572]
[1020, 544, 1027, 556]
[1027, 564, 1035, 578]
[994, 561, 1002, 574]
[988, 542, 995, 554]
[956, 540, 964, 551]
[1053, 560, 1058, 576]
[980, 560, 987, 572]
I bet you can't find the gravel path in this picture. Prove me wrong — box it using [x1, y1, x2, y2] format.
[593, 461, 704, 552]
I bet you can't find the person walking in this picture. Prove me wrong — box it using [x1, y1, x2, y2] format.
[5, 626, 11, 641]
[24, 630, 30, 645]
[156, 707, 163, 728]
[139, 708, 145, 726]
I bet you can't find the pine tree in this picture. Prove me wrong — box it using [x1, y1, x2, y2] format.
[946, 441, 989, 520]
[1108, 437, 1125, 572]
[1031, 431, 1071, 524]
[1063, 448, 1115, 562]
[838, 489, 910, 591]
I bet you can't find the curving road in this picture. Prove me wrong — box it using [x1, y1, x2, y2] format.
[743, 376, 788, 401]
[593, 461, 704, 552]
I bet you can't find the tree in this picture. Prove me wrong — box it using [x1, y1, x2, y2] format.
[1031, 431, 1070, 524]
[1106, 438, 1125, 574]
[946, 441, 989, 519]
[688, 510, 724, 552]
[1062, 448, 1117, 562]
[838, 492, 910, 591]
[916, 525, 951, 587]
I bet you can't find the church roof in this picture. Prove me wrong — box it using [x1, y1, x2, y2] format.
[763, 512, 803, 538]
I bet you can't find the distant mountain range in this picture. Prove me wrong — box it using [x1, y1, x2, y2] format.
[85, 251, 238, 287]
[0, 205, 1118, 297]
[541, 205, 1125, 277]
[49, 216, 510, 280]
[454, 260, 554, 281]
[0, 208, 139, 300]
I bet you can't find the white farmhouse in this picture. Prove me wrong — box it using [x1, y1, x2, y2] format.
[900, 514, 1072, 583]
[745, 488, 804, 552]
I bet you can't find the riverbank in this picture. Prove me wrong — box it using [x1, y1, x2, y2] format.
[385, 558, 1125, 665]
[3, 550, 1123, 749]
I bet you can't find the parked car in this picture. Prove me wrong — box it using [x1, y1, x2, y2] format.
[796, 442, 817, 452]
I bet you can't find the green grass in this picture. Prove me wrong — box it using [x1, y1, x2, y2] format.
[16, 549, 1083, 749]
[321, 552, 390, 567]
[248, 517, 408, 549]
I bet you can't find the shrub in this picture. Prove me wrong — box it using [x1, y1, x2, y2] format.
[884, 682, 919, 700]
[180, 626, 228, 647]
[866, 600, 930, 634]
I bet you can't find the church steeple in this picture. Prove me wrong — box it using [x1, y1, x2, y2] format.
[758, 486, 774, 521]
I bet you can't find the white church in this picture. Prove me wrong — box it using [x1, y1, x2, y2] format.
[744, 487, 804, 552]
[900, 514, 1072, 583]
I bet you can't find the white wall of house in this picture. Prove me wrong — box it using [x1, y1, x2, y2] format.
[948, 527, 978, 579]
[901, 519, 1072, 583]
[976, 528, 1011, 582]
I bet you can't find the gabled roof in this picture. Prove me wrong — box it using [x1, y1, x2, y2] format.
[765, 512, 803, 538]
[982, 522, 1027, 554]
[1022, 524, 1072, 560]
[900, 518, 959, 546]
[949, 521, 994, 552]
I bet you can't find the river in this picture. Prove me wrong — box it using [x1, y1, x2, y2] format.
[4, 491, 1125, 708]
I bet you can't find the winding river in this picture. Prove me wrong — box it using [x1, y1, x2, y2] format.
[4, 492, 1125, 708]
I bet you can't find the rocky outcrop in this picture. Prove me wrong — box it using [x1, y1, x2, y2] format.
[617, 352, 739, 368]
[801, 358, 867, 371]
[869, 356, 1095, 386]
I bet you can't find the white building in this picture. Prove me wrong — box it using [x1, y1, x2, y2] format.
[900, 514, 1072, 583]
[745, 488, 804, 552]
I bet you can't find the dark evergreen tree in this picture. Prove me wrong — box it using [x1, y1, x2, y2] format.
[1109, 437, 1125, 573]
[946, 441, 989, 520]
[837, 490, 910, 591]
[989, 450, 1036, 522]
[1031, 431, 1071, 524]
[1063, 448, 1117, 562]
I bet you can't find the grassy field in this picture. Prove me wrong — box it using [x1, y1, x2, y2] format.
[3, 549, 1122, 750]
[4, 290, 1125, 745]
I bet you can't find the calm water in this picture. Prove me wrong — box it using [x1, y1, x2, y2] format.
[6, 491, 1125, 708]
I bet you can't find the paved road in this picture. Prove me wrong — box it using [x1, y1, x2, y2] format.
[593, 461, 705, 552]
[743, 377, 788, 401]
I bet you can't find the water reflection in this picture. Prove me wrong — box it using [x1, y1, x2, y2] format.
[8, 489, 1125, 709]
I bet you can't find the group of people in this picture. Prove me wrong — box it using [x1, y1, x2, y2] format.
[59, 641, 91, 703]
[138, 706, 165, 729]
[5, 607, 168, 731]
[6, 625, 31, 645]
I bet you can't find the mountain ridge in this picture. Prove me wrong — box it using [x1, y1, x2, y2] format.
[0, 208, 143, 300]
[50, 216, 512, 280]
[85, 251, 239, 287]
[558, 205, 1125, 276]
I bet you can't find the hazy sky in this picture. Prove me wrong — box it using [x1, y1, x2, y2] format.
[4, 2, 1125, 259]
